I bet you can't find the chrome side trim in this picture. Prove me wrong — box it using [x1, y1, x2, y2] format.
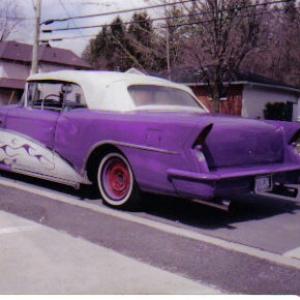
[83, 140, 180, 172]
[87, 140, 180, 156]
[111, 141, 180, 154]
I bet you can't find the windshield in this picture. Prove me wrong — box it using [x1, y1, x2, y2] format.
[128, 85, 203, 109]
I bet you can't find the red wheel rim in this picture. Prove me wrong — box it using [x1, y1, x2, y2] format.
[103, 158, 131, 200]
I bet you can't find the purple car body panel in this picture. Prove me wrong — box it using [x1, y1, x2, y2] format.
[0, 70, 300, 204]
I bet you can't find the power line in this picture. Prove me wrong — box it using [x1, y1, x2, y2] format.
[42, 3, 291, 43]
[42, 0, 294, 34]
[57, 0, 85, 38]
[43, 12, 185, 33]
[41, 0, 195, 25]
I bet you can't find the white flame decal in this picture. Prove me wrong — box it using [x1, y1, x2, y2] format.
[0, 130, 86, 184]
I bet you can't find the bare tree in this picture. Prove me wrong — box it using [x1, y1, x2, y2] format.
[273, 0, 300, 86]
[0, 0, 25, 41]
[241, 1, 300, 88]
[181, 0, 263, 112]
[157, 4, 187, 79]
[240, 4, 279, 79]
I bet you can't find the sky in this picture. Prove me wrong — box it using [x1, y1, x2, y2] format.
[7, 0, 163, 56]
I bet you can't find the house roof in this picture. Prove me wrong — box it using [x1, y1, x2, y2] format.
[155, 67, 300, 94]
[0, 41, 92, 69]
[231, 69, 300, 93]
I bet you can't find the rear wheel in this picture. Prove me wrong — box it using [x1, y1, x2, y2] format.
[97, 152, 140, 210]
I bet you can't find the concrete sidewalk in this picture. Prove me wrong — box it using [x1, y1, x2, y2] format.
[0, 210, 222, 295]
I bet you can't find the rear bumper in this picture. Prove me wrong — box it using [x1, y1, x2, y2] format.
[167, 163, 300, 200]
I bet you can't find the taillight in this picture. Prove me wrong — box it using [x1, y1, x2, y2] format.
[193, 124, 213, 163]
[289, 129, 300, 153]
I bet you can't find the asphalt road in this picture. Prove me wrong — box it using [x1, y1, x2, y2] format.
[0, 171, 300, 294]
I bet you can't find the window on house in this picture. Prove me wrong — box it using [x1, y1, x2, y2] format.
[208, 92, 227, 101]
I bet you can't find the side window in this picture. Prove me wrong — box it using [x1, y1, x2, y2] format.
[62, 84, 87, 112]
[27, 81, 87, 112]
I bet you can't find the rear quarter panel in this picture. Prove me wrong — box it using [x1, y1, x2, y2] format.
[55, 110, 204, 194]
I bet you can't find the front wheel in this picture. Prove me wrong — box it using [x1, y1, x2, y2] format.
[97, 152, 140, 210]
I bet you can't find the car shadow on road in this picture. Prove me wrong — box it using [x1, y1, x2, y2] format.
[139, 192, 300, 230]
[1, 171, 300, 230]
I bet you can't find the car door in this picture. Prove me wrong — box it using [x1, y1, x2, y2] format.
[1, 81, 61, 174]
[5, 106, 59, 150]
[0, 80, 89, 184]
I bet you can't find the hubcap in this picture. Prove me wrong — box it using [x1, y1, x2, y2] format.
[103, 158, 130, 200]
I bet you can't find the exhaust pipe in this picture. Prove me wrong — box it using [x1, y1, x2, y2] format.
[191, 198, 234, 212]
[270, 184, 298, 198]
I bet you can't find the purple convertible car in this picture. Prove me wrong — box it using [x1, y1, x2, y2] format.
[0, 70, 300, 210]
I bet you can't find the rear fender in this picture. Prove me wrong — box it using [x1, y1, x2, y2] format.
[264, 120, 300, 144]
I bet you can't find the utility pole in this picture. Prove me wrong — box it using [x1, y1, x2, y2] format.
[166, 31, 171, 81]
[31, 0, 41, 74]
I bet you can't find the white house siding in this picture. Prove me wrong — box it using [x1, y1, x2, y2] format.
[39, 64, 76, 73]
[2, 61, 28, 80]
[242, 85, 298, 120]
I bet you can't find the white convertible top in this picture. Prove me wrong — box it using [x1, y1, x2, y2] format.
[27, 70, 207, 112]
